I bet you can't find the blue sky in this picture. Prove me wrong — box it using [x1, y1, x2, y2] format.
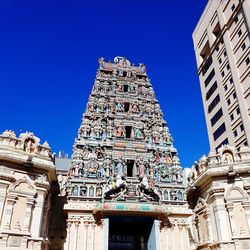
[0, 0, 209, 168]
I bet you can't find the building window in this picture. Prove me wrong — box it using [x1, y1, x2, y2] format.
[215, 138, 229, 151]
[236, 107, 240, 114]
[244, 142, 248, 146]
[224, 51, 227, 57]
[204, 69, 215, 87]
[224, 84, 228, 91]
[227, 98, 231, 105]
[230, 113, 234, 121]
[202, 57, 213, 76]
[231, 4, 235, 11]
[226, 64, 230, 70]
[233, 92, 237, 99]
[221, 71, 225, 77]
[216, 46, 219, 52]
[124, 85, 128, 92]
[219, 58, 222, 64]
[206, 81, 218, 100]
[230, 77, 233, 84]
[234, 130, 238, 137]
[238, 30, 242, 37]
[234, 16, 239, 24]
[241, 43, 246, 51]
[246, 57, 250, 65]
[240, 124, 244, 131]
[208, 94, 220, 113]
[213, 123, 226, 141]
[211, 108, 223, 126]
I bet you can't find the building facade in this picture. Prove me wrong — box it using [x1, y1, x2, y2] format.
[193, 0, 250, 151]
[64, 57, 192, 250]
[0, 130, 58, 250]
[187, 145, 250, 249]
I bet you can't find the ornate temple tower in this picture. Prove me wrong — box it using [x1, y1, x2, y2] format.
[64, 57, 192, 250]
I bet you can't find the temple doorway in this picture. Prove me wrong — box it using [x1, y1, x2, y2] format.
[127, 160, 134, 177]
[108, 216, 159, 250]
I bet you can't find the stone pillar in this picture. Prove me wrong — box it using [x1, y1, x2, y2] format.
[2, 193, 16, 230]
[64, 220, 72, 250]
[23, 196, 35, 232]
[226, 202, 237, 237]
[166, 226, 173, 250]
[242, 201, 250, 235]
[103, 218, 109, 250]
[30, 188, 47, 237]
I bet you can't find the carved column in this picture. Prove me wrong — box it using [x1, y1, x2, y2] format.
[0, 181, 10, 226]
[210, 188, 231, 241]
[23, 196, 35, 232]
[2, 193, 16, 230]
[226, 202, 237, 237]
[74, 220, 80, 250]
[178, 224, 184, 250]
[84, 224, 89, 250]
[195, 216, 202, 244]
[204, 211, 213, 242]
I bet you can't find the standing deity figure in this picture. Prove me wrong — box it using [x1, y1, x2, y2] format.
[103, 155, 112, 177]
[109, 103, 116, 114]
[136, 158, 146, 177]
[114, 158, 126, 175]
[24, 139, 36, 154]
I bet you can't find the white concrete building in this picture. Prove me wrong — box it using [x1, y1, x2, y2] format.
[193, 0, 250, 151]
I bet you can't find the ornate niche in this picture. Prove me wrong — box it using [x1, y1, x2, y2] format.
[7, 177, 36, 232]
[194, 197, 212, 244]
[225, 186, 249, 237]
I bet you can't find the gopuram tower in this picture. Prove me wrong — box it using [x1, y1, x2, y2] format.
[64, 57, 192, 250]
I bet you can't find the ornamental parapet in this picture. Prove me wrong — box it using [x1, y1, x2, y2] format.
[0, 130, 57, 182]
[0, 130, 53, 159]
[187, 145, 250, 190]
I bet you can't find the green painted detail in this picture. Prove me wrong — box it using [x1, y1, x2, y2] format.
[115, 204, 125, 210]
[140, 205, 150, 211]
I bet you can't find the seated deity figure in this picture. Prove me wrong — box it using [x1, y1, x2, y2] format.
[115, 125, 125, 137]
[134, 127, 143, 139]
[116, 102, 124, 112]
[131, 103, 139, 113]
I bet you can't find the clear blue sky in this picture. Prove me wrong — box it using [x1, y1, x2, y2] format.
[0, 0, 209, 168]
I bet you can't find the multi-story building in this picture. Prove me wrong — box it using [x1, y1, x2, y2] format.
[193, 0, 250, 151]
